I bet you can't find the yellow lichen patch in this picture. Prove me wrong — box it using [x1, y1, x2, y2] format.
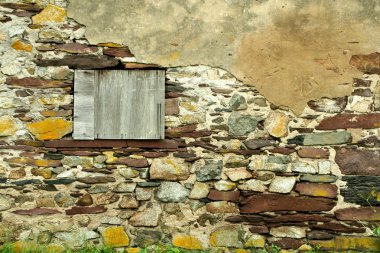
[46, 244, 65, 253]
[125, 248, 141, 253]
[172, 234, 203, 250]
[244, 234, 265, 248]
[27, 118, 72, 140]
[234, 249, 250, 253]
[12, 40, 33, 52]
[38, 95, 72, 106]
[264, 111, 289, 138]
[180, 101, 199, 112]
[312, 188, 331, 198]
[311, 236, 380, 251]
[0, 116, 17, 136]
[102, 226, 130, 247]
[32, 4, 66, 25]
[103, 151, 117, 163]
[12, 241, 39, 253]
[97, 42, 124, 47]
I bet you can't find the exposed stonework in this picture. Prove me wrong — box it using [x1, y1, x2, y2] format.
[0, 1, 379, 252]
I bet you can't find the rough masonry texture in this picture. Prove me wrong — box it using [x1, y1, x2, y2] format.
[0, 0, 379, 252]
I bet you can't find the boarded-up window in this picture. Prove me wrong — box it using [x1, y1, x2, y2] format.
[73, 70, 165, 140]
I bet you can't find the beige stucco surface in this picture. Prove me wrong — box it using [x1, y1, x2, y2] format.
[68, 0, 380, 114]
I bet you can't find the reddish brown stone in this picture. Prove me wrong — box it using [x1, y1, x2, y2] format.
[335, 148, 380, 175]
[210, 88, 233, 94]
[166, 125, 212, 138]
[268, 147, 296, 155]
[136, 152, 168, 158]
[104, 47, 133, 57]
[4, 157, 61, 167]
[297, 148, 329, 159]
[249, 225, 269, 234]
[240, 194, 335, 214]
[188, 141, 217, 151]
[353, 78, 371, 87]
[335, 207, 380, 221]
[316, 114, 380, 130]
[77, 176, 116, 184]
[295, 183, 338, 199]
[113, 157, 148, 167]
[124, 62, 162, 69]
[273, 238, 305, 249]
[54, 43, 98, 54]
[165, 98, 180, 115]
[207, 190, 240, 202]
[44, 140, 180, 149]
[307, 230, 334, 240]
[310, 222, 366, 233]
[36, 55, 120, 69]
[5, 77, 71, 88]
[36, 44, 54, 51]
[65, 206, 107, 215]
[268, 214, 332, 223]
[96, 193, 120, 205]
[350, 52, 380, 74]
[12, 208, 60, 215]
[61, 150, 101, 156]
[76, 193, 93, 206]
[0, 2, 42, 11]
[127, 140, 181, 149]
[307, 97, 347, 113]
[225, 215, 264, 223]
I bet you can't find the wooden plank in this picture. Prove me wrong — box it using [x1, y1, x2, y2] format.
[95, 70, 165, 139]
[73, 70, 95, 140]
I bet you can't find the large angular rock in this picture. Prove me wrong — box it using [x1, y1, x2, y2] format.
[150, 158, 190, 180]
[228, 113, 258, 136]
[264, 111, 289, 138]
[229, 93, 247, 110]
[27, 118, 72, 140]
[101, 226, 129, 247]
[0, 194, 13, 211]
[295, 183, 337, 199]
[335, 148, 380, 175]
[0, 116, 17, 136]
[195, 159, 223, 181]
[291, 162, 317, 174]
[341, 176, 380, 205]
[317, 113, 380, 130]
[268, 176, 296, 193]
[129, 202, 162, 227]
[189, 182, 209, 199]
[240, 194, 335, 214]
[35, 55, 120, 69]
[288, 132, 351, 146]
[335, 207, 380, 221]
[32, 4, 66, 24]
[172, 234, 203, 250]
[270, 226, 306, 239]
[156, 182, 189, 202]
[209, 225, 243, 248]
[61, 156, 93, 168]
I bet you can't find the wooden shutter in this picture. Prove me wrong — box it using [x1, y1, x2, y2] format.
[73, 70, 96, 140]
[91, 69, 165, 139]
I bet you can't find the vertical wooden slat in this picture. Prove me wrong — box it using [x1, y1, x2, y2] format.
[93, 69, 165, 139]
[73, 70, 95, 140]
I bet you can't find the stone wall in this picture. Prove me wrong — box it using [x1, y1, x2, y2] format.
[0, 1, 380, 252]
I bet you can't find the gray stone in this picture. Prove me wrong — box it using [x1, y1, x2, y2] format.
[88, 185, 109, 194]
[228, 112, 258, 136]
[61, 156, 93, 168]
[112, 182, 137, 193]
[149, 157, 190, 181]
[288, 132, 351, 146]
[129, 202, 162, 227]
[135, 230, 162, 246]
[54, 192, 75, 207]
[229, 93, 247, 110]
[156, 182, 189, 202]
[0, 194, 12, 211]
[268, 176, 296, 193]
[270, 226, 306, 239]
[101, 216, 123, 225]
[196, 159, 223, 181]
[136, 187, 152, 201]
[291, 162, 317, 174]
[237, 179, 267, 192]
[119, 194, 139, 209]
